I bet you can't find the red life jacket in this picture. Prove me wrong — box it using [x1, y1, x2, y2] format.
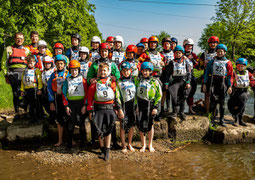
[28, 44, 39, 55]
[8, 46, 27, 65]
[51, 70, 68, 93]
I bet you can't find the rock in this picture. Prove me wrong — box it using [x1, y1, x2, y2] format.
[167, 115, 210, 141]
[0, 120, 10, 140]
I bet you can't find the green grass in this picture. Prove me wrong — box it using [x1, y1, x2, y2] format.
[0, 71, 13, 110]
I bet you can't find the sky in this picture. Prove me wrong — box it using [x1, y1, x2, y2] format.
[88, 0, 218, 53]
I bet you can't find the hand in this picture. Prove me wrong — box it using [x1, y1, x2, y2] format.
[118, 109, 124, 119]
[227, 87, 232, 95]
[111, 76, 116, 81]
[202, 84, 206, 93]
[81, 105, 86, 115]
[5, 76, 10, 84]
[151, 109, 157, 115]
[185, 84, 191, 89]
[89, 112, 93, 120]
[50, 103, 56, 111]
[66, 107, 71, 116]
[160, 61, 165, 67]
[21, 91, 25, 96]
[90, 78, 97, 84]
[37, 90, 42, 95]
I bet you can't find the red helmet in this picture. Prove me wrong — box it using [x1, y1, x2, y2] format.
[208, 36, 219, 43]
[106, 36, 114, 42]
[148, 36, 159, 43]
[140, 38, 148, 43]
[126, 45, 137, 54]
[53, 43, 64, 50]
[99, 43, 110, 50]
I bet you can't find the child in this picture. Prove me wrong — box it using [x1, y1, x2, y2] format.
[62, 60, 88, 148]
[53, 42, 69, 65]
[20, 55, 43, 123]
[136, 43, 145, 59]
[164, 45, 192, 120]
[136, 62, 162, 152]
[79, 46, 92, 79]
[112, 35, 125, 66]
[116, 62, 136, 153]
[87, 63, 119, 161]
[140, 37, 149, 51]
[66, 33, 81, 60]
[183, 38, 199, 114]
[200, 36, 219, 113]
[119, 45, 139, 77]
[35, 40, 52, 72]
[228, 58, 255, 126]
[203, 44, 233, 127]
[170, 37, 178, 51]
[90, 36, 101, 62]
[48, 54, 70, 146]
[106, 36, 114, 51]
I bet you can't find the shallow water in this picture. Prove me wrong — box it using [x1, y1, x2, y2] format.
[1, 143, 255, 179]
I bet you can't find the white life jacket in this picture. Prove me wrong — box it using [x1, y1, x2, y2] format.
[112, 51, 125, 65]
[90, 51, 100, 62]
[137, 79, 152, 101]
[204, 51, 216, 67]
[95, 78, 115, 102]
[23, 68, 36, 86]
[162, 51, 174, 65]
[213, 59, 229, 77]
[235, 70, 249, 88]
[56, 72, 67, 94]
[70, 48, 79, 60]
[149, 52, 162, 72]
[42, 68, 54, 86]
[173, 59, 187, 76]
[67, 75, 85, 97]
[80, 61, 90, 79]
[126, 60, 139, 77]
[117, 79, 136, 103]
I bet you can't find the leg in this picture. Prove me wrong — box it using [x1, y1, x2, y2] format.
[139, 132, 146, 152]
[120, 121, 127, 152]
[219, 99, 226, 127]
[127, 127, 135, 152]
[205, 93, 210, 113]
[55, 123, 63, 146]
[148, 125, 155, 152]
[104, 134, 111, 161]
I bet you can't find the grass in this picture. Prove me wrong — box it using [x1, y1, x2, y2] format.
[0, 71, 13, 110]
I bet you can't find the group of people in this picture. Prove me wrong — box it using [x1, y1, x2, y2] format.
[1, 31, 255, 161]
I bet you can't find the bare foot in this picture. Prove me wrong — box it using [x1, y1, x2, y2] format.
[140, 146, 146, 152]
[121, 147, 128, 153]
[72, 140, 77, 146]
[128, 144, 135, 152]
[148, 146, 155, 152]
[54, 141, 62, 147]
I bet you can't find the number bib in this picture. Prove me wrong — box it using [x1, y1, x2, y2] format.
[173, 60, 187, 76]
[42, 69, 54, 86]
[149, 52, 162, 72]
[137, 79, 152, 100]
[162, 51, 174, 65]
[95, 79, 115, 102]
[128, 60, 139, 77]
[204, 52, 216, 66]
[56, 76, 66, 94]
[80, 61, 89, 78]
[118, 79, 136, 103]
[67, 75, 85, 97]
[112, 51, 125, 65]
[235, 70, 249, 88]
[213, 60, 228, 76]
[23, 69, 35, 86]
[90, 51, 100, 62]
[71, 49, 79, 60]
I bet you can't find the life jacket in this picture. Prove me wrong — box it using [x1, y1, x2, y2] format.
[137, 78, 153, 101]
[67, 75, 85, 100]
[117, 78, 136, 103]
[42, 68, 54, 86]
[148, 51, 162, 72]
[95, 78, 115, 102]
[235, 70, 249, 88]
[35, 54, 45, 72]
[173, 58, 187, 77]
[112, 50, 125, 66]
[22, 68, 37, 86]
[204, 51, 216, 67]
[162, 51, 174, 65]
[51, 70, 68, 94]
[125, 59, 139, 77]
[8, 46, 27, 65]
[27, 44, 39, 55]
[70, 47, 79, 60]
[212, 59, 229, 77]
[80, 60, 90, 78]
[90, 50, 100, 62]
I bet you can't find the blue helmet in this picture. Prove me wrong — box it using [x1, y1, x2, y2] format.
[55, 54, 67, 64]
[136, 42, 145, 48]
[174, 45, 184, 53]
[216, 44, 227, 52]
[171, 37, 178, 45]
[236, 58, 248, 66]
[120, 61, 131, 71]
[141, 62, 154, 71]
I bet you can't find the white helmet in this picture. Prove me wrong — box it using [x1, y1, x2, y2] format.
[79, 46, 89, 54]
[91, 36, 101, 43]
[183, 38, 194, 46]
[114, 35, 124, 46]
[43, 56, 54, 63]
[38, 40, 47, 47]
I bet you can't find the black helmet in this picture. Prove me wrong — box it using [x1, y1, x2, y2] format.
[162, 37, 171, 45]
[71, 33, 82, 42]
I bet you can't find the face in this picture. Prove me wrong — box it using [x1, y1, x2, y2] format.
[236, 64, 246, 71]
[216, 49, 226, 57]
[15, 34, 24, 46]
[71, 68, 79, 77]
[100, 48, 109, 58]
[209, 42, 218, 49]
[38, 46, 46, 54]
[115, 41, 122, 49]
[121, 68, 131, 78]
[143, 42, 148, 50]
[163, 42, 171, 50]
[171, 42, 177, 50]
[107, 41, 114, 49]
[142, 69, 151, 78]
[55, 61, 65, 71]
[79, 52, 88, 60]
[126, 52, 134, 59]
[27, 60, 36, 69]
[174, 51, 183, 58]
[184, 44, 193, 52]
[92, 42, 99, 49]
[137, 47, 144, 55]
[55, 48, 63, 55]
[44, 63, 52, 70]
[71, 38, 79, 46]
[149, 42, 157, 49]
[98, 67, 109, 78]
[31, 34, 39, 44]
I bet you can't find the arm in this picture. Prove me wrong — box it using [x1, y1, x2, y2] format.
[86, 62, 97, 85]
[153, 79, 163, 110]
[164, 62, 173, 86]
[83, 78, 88, 105]
[1, 48, 8, 76]
[203, 60, 213, 84]
[111, 63, 120, 80]
[87, 83, 96, 112]
[226, 61, 234, 87]
[20, 71, 25, 92]
[47, 73, 55, 102]
[62, 80, 68, 106]
[36, 69, 43, 90]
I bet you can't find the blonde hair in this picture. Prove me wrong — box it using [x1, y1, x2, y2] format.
[99, 62, 109, 70]
[26, 55, 36, 62]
